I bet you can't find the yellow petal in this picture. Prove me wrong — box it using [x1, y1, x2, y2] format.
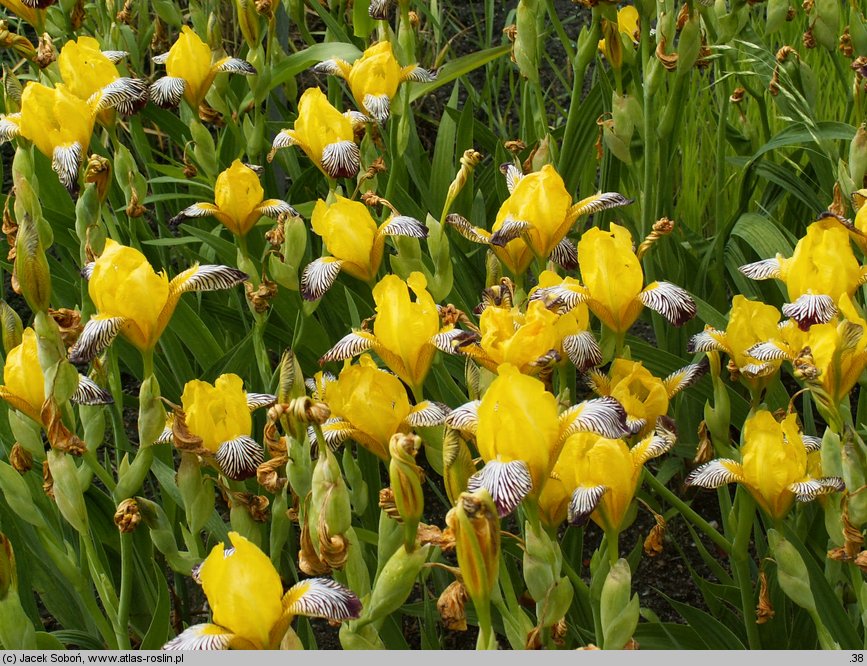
[372, 272, 439, 389]
[606, 359, 668, 435]
[326, 355, 411, 459]
[741, 411, 804, 519]
[577, 223, 644, 334]
[19, 82, 94, 160]
[476, 364, 560, 494]
[292, 88, 355, 169]
[198, 532, 284, 649]
[166, 26, 214, 107]
[479, 301, 561, 373]
[726, 295, 782, 370]
[181, 374, 252, 453]
[88, 240, 170, 351]
[2, 328, 44, 421]
[213, 160, 265, 236]
[311, 196, 379, 281]
[58, 36, 119, 101]
[347, 41, 403, 113]
[782, 219, 861, 303]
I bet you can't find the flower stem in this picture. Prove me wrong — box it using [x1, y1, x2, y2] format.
[731, 489, 760, 649]
[115, 532, 133, 650]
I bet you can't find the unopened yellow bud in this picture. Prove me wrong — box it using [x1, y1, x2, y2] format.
[446, 489, 500, 607]
[389, 433, 424, 550]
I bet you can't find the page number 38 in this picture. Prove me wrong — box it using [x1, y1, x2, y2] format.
[852, 654, 864, 662]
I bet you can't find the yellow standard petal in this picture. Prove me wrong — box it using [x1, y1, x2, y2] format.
[725, 296, 781, 370]
[478, 301, 562, 373]
[181, 374, 252, 453]
[311, 196, 381, 282]
[292, 88, 355, 171]
[166, 26, 215, 108]
[214, 160, 265, 236]
[372, 272, 440, 389]
[88, 239, 170, 351]
[1, 328, 44, 421]
[58, 36, 119, 101]
[780, 219, 862, 303]
[604, 359, 668, 435]
[476, 364, 560, 494]
[492, 164, 572, 276]
[326, 355, 411, 460]
[18, 82, 94, 160]
[741, 411, 806, 519]
[577, 223, 644, 334]
[198, 532, 284, 649]
[347, 41, 404, 113]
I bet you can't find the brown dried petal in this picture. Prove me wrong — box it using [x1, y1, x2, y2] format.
[437, 581, 468, 631]
[9, 443, 31, 474]
[114, 498, 141, 533]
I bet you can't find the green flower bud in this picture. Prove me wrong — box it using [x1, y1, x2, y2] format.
[287, 435, 312, 499]
[358, 543, 431, 627]
[47, 449, 88, 534]
[850, 124, 867, 187]
[376, 507, 403, 580]
[313, 445, 352, 537]
[0, 534, 36, 649]
[812, 0, 840, 52]
[600, 558, 639, 649]
[447, 490, 499, 608]
[443, 427, 474, 506]
[177, 452, 214, 533]
[537, 576, 573, 629]
[768, 529, 815, 612]
[0, 460, 45, 529]
[138, 374, 165, 449]
[0, 301, 22, 354]
[8, 411, 43, 461]
[766, 0, 789, 34]
[523, 521, 557, 602]
[388, 433, 424, 550]
[114, 447, 154, 502]
[136, 496, 197, 574]
[79, 404, 106, 452]
[515, 0, 540, 82]
[842, 430, 867, 527]
[342, 446, 368, 516]
[339, 622, 385, 649]
[15, 213, 51, 313]
[676, 12, 702, 74]
[235, 0, 261, 49]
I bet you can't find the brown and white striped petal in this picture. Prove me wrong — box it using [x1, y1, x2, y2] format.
[639, 281, 696, 326]
[368, 0, 391, 19]
[363, 93, 391, 123]
[746, 341, 792, 362]
[319, 330, 375, 363]
[312, 58, 352, 78]
[567, 485, 607, 526]
[467, 460, 533, 517]
[215, 436, 263, 481]
[559, 396, 629, 440]
[570, 191, 633, 218]
[406, 401, 450, 427]
[738, 257, 783, 281]
[169, 264, 248, 295]
[380, 216, 429, 238]
[151, 52, 169, 65]
[101, 50, 129, 64]
[246, 393, 276, 410]
[801, 434, 822, 453]
[663, 358, 709, 397]
[149, 76, 186, 108]
[283, 578, 362, 621]
[445, 213, 491, 244]
[685, 459, 744, 488]
[215, 58, 257, 75]
[268, 130, 299, 162]
[321, 140, 361, 179]
[790, 477, 845, 502]
[444, 401, 480, 435]
[431, 328, 480, 354]
[52, 143, 82, 193]
[499, 163, 523, 194]
[0, 114, 21, 142]
[782, 293, 837, 330]
[563, 332, 602, 371]
[169, 202, 220, 228]
[89, 77, 149, 115]
[401, 66, 437, 83]
[162, 624, 235, 650]
[489, 217, 530, 247]
[632, 416, 678, 465]
[301, 257, 343, 302]
[71, 375, 113, 405]
[529, 284, 589, 314]
[687, 328, 727, 354]
[308, 418, 356, 452]
[69, 316, 126, 364]
[550, 237, 578, 270]
[256, 199, 299, 219]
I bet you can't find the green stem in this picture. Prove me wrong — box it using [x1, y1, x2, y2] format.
[82, 449, 116, 492]
[644, 470, 732, 555]
[82, 534, 121, 649]
[115, 532, 133, 650]
[604, 529, 619, 566]
[640, 14, 655, 237]
[731, 490, 760, 649]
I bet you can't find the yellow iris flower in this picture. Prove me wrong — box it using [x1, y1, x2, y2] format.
[314, 41, 436, 122]
[301, 195, 428, 301]
[312, 355, 448, 460]
[446, 164, 631, 277]
[151, 26, 256, 109]
[321, 272, 448, 393]
[268, 87, 366, 179]
[0, 328, 112, 426]
[588, 358, 705, 436]
[440, 272, 600, 374]
[177, 374, 275, 480]
[163, 532, 360, 650]
[446, 363, 629, 516]
[70, 240, 247, 363]
[748, 293, 867, 409]
[598, 5, 640, 61]
[539, 417, 676, 532]
[740, 219, 867, 329]
[170, 160, 297, 236]
[687, 411, 844, 520]
[688, 295, 783, 394]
